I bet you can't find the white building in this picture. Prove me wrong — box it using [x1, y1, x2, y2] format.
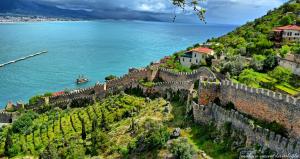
[274, 25, 300, 42]
[179, 47, 214, 67]
[278, 54, 300, 76]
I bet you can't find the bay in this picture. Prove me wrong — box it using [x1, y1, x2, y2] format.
[0, 20, 236, 108]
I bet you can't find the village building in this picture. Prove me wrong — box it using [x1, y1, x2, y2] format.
[273, 25, 300, 42]
[278, 53, 300, 76]
[179, 47, 214, 67]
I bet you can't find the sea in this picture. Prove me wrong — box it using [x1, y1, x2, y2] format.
[0, 20, 236, 108]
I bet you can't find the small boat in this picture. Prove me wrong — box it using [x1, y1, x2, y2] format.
[76, 75, 89, 84]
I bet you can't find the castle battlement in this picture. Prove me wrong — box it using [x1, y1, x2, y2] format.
[194, 103, 300, 154]
[220, 80, 300, 107]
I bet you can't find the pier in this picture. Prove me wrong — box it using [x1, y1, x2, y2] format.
[0, 51, 47, 67]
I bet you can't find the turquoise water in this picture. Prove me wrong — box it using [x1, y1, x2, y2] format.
[0, 20, 236, 108]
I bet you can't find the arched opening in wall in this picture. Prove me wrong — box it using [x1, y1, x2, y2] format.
[223, 101, 236, 110]
[90, 90, 95, 95]
[153, 76, 164, 83]
[213, 97, 221, 106]
[9, 118, 12, 123]
[194, 79, 199, 90]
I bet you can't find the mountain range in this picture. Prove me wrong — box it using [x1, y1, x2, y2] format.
[0, 0, 164, 21]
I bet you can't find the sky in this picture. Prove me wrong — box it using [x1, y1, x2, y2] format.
[26, 0, 289, 25]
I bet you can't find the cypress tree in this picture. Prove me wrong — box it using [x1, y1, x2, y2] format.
[81, 118, 86, 140]
[91, 118, 99, 156]
[4, 129, 13, 156]
[100, 108, 108, 131]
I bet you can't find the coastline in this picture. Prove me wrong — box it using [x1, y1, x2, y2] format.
[0, 20, 86, 24]
[0, 15, 84, 24]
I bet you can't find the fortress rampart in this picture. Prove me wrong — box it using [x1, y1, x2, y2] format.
[0, 111, 12, 123]
[2, 65, 300, 143]
[158, 67, 216, 82]
[198, 80, 300, 138]
[193, 102, 300, 155]
[43, 67, 210, 106]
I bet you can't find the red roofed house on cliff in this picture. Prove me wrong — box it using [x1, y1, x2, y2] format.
[273, 25, 300, 43]
[179, 47, 214, 67]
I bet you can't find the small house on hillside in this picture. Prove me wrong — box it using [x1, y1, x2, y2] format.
[278, 53, 300, 76]
[273, 25, 300, 42]
[179, 47, 214, 67]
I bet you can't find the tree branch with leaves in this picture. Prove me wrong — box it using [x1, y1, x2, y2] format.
[172, 0, 206, 22]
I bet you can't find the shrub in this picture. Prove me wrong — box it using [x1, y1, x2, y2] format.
[279, 45, 291, 57]
[250, 55, 266, 72]
[29, 95, 43, 105]
[43, 92, 53, 97]
[129, 119, 170, 153]
[105, 75, 117, 81]
[292, 43, 300, 54]
[238, 69, 259, 87]
[279, 15, 293, 25]
[169, 138, 195, 159]
[12, 111, 38, 134]
[268, 66, 292, 83]
[263, 54, 278, 71]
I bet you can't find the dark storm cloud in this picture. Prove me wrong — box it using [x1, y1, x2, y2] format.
[21, 0, 288, 24]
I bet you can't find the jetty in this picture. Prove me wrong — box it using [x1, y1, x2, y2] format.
[0, 51, 47, 68]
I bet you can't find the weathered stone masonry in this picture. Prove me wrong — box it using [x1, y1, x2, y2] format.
[198, 80, 300, 139]
[193, 102, 300, 155]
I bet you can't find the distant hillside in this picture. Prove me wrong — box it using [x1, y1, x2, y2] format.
[0, 0, 161, 21]
[0, 0, 96, 19]
[0, 0, 18, 12]
[209, 0, 300, 56]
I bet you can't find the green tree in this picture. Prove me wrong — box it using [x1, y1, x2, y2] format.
[263, 54, 278, 71]
[250, 55, 267, 72]
[169, 138, 195, 159]
[279, 15, 293, 25]
[91, 118, 99, 156]
[292, 43, 300, 54]
[4, 129, 13, 157]
[172, 0, 206, 21]
[105, 75, 117, 81]
[101, 108, 109, 131]
[12, 111, 38, 134]
[80, 118, 86, 140]
[29, 95, 43, 105]
[269, 66, 292, 83]
[130, 119, 170, 152]
[40, 143, 59, 159]
[279, 45, 291, 57]
[238, 69, 260, 87]
[64, 142, 86, 159]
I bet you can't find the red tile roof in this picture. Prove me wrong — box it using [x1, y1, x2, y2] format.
[53, 91, 65, 96]
[274, 25, 300, 31]
[191, 47, 214, 55]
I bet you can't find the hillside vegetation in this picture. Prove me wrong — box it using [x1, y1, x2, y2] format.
[210, 0, 300, 56]
[162, 1, 300, 95]
[0, 92, 247, 159]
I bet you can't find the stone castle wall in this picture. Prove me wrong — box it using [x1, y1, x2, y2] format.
[0, 111, 12, 123]
[198, 80, 300, 138]
[219, 80, 300, 138]
[193, 102, 300, 155]
[43, 67, 211, 107]
[158, 67, 216, 82]
[106, 68, 151, 89]
[2, 65, 299, 141]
